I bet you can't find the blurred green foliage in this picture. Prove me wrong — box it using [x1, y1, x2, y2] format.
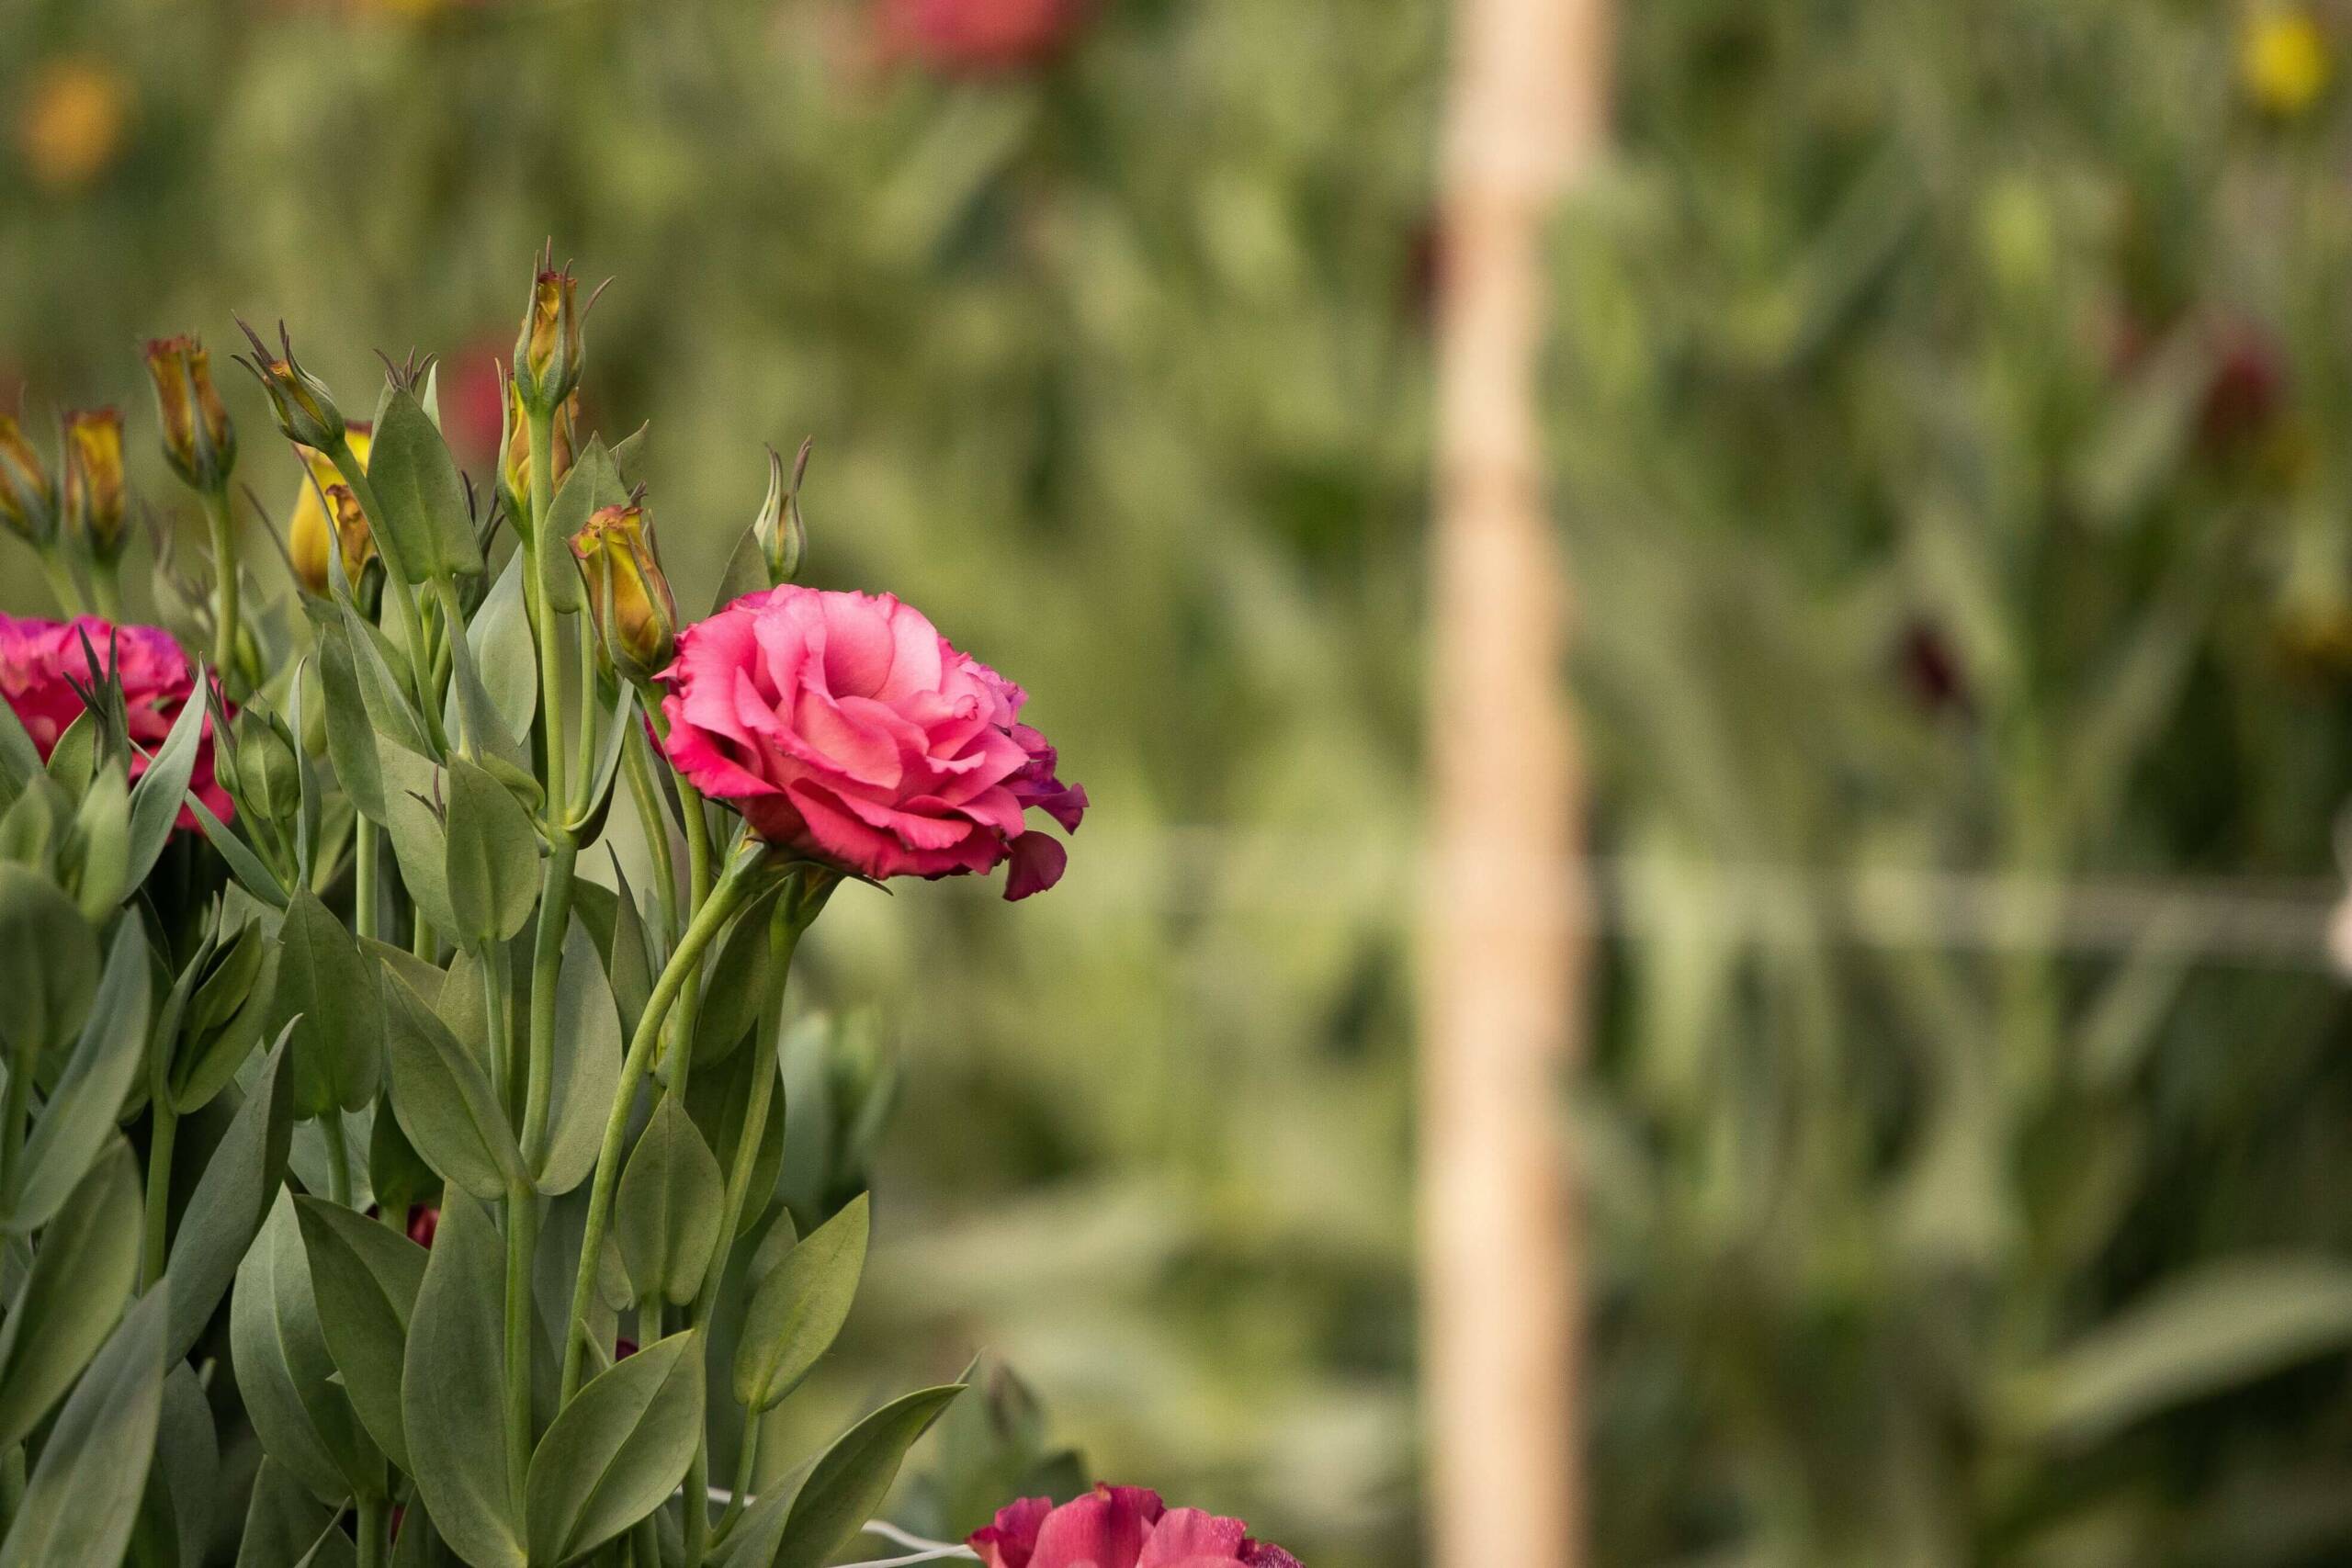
[13, 0, 2352, 1563]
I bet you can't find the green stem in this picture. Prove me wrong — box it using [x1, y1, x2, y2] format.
[0, 1061, 30, 1199]
[503, 1179, 538, 1493]
[622, 726, 682, 935]
[86, 558, 121, 621]
[355, 820, 380, 943]
[325, 438, 443, 755]
[558, 848, 765, 1402]
[141, 1099, 177, 1288]
[198, 489, 240, 683]
[710, 1413, 762, 1548]
[481, 940, 514, 1124]
[526, 406, 568, 811]
[521, 834, 578, 1166]
[356, 1495, 387, 1568]
[322, 1112, 354, 1207]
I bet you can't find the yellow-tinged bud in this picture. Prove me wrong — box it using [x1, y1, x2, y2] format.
[498, 374, 577, 529]
[570, 499, 677, 683]
[289, 423, 375, 597]
[235, 318, 345, 451]
[61, 407, 128, 563]
[144, 334, 237, 493]
[2245, 9, 2331, 118]
[0, 413, 58, 547]
[514, 254, 586, 413]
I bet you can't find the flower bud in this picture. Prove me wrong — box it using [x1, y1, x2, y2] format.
[61, 407, 128, 564]
[0, 413, 59, 547]
[570, 498, 677, 683]
[288, 423, 375, 597]
[234, 318, 345, 451]
[144, 335, 238, 493]
[496, 371, 577, 527]
[513, 255, 585, 414]
[752, 439, 813, 587]
[231, 696, 301, 824]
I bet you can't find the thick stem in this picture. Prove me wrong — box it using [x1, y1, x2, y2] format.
[558, 850, 763, 1403]
[199, 489, 241, 685]
[325, 437, 443, 755]
[355, 821, 380, 943]
[622, 725, 682, 935]
[322, 1112, 354, 1207]
[526, 405, 568, 812]
[520, 834, 578, 1166]
[503, 1179, 538, 1492]
[87, 558, 121, 621]
[142, 1100, 178, 1288]
[356, 1495, 387, 1568]
[481, 940, 514, 1124]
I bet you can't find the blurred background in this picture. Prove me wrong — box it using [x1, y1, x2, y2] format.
[12, 1, 2352, 1564]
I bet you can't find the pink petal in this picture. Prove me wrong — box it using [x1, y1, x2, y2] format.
[1004, 830, 1068, 900]
[1029, 1487, 1164, 1568]
[1137, 1510, 1249, 1565]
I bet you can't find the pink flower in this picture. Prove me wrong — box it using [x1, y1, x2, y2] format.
[0, 613, 232, 828]
[659, 587, 1083, 898]
[877, 0, 1090, 74]
[969, 1485, 1302, 1568]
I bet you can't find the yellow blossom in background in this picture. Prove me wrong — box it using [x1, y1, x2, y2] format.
[2244, 8, 2332, 117]
[15, 58, 131, 194]
[288, 423, 372, 596]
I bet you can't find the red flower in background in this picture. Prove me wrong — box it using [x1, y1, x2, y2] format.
[0, 614, 232, 828]
[877, 0, 1090, 74]
[970, 1485, 1302, 1568]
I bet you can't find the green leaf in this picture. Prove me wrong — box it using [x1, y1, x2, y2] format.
[443, 757, 539, 944]
[377, 740, 458, 936]
[2006, 1254, 2352, 1447]
[370, 386, 485, 582]
[0, 1287, 167, 1568]
[69, 763, 130, 919]
[379, 963, 527, 1201]
[694, 887, 784, 1064]
[165, 1034, 295, 1364]
[523, 1330, 706, 1564]
[0, 1138, 140, 1451]
[0, 690, 40, 794]
[313, 620, 385, 822]
[445, 617, 537, 790]
[187, 791, 292, 910]
[232, 1455, 350, 1568]
[401, 1192, 525, 1568]
[145, 1361, 220, 1568]
[536, 915, 624, 1195]
[0, 863, 98, 1064]
[168, 936, 282, 1115]
[3, 920, 149, 1230]
[336, 602, 430, 763]
[45, 710, 94, 795]
[734, 1193, 868, 1412]
[272, 890, 385, 1118]
[685, 1038, 786, 1241]
[766, 1383, 964, 1568]
[126, 686, 207, 890]
[460, 552, 537, 751]
[538, 440, 627, 614]
[604, 856, 653, 1042]
[614, 1097, 725, 1308]
[295, 1194, 427, 1475]
[233, 1190, 384, 1504]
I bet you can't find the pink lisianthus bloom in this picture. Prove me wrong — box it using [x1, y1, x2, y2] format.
[659, 586, 1084, 899]
[971, 1485, 1302, 1568]
[0, 613, 232, 828]
[877, 0, 1089, 74]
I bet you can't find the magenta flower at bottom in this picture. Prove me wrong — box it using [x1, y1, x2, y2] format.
[970, 1485, 1302, 1568]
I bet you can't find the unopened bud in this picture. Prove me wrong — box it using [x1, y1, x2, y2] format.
[232, 698, 301, 823]
[497, 370, 577, 529]
[570, 498, 677, 683]
[235, 318, 345, 451]
[752, 439, 813, 587]
[288, 424, 374, 597]
[513, 253, 586, 414]
[0, 413, 58, 546]
[144, 335, 237, 493]
[61, 407, 128, 563]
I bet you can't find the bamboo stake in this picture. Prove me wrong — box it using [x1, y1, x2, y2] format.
[1420, 0, 1610, 1563]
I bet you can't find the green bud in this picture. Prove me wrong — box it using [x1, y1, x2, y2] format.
[234, 318, 346, 451]
[232, 697, 301, 824]
[752, 439, 813, 588]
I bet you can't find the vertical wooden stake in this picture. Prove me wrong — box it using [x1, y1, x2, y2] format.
[1420, 0, 1609, 1565]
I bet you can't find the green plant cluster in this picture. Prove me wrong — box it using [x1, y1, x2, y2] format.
[0, 257, 1006, 1567]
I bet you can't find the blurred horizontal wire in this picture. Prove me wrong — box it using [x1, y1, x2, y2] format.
[1101, 830, 2341, 971]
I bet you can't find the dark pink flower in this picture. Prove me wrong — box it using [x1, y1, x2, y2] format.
[659, 586, 1083, 899]
[970, 1484, 1301, 1568]
[0, 613, 232, 828]
[877, 0, 1089, 75]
